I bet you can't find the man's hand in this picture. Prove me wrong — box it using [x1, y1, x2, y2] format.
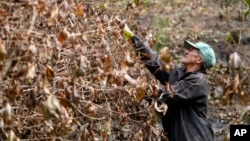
[131, 36, 143, 48]
[154, 102, 168, 116]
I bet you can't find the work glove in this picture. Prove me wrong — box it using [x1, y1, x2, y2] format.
[131, 36, 144, 48]
[156, 85, 169, 103]
[131, 36, 155, 60]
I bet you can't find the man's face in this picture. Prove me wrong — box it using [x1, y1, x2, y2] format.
[182, 47, 203, 66]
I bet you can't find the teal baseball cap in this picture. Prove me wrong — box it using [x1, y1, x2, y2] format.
[184, 40, 216, 68]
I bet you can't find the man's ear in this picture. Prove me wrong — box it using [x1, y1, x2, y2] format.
[196, 56, 203, 64]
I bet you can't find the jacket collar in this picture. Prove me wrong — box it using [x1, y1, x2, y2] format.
[177, 66, 205, 81]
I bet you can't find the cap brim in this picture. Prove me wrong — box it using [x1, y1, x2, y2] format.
[184, 40, 199, 49]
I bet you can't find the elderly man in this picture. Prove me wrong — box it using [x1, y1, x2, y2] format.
[131, 36, 215, 141]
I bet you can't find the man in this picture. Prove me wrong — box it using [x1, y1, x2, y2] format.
[131, 36, 215, 141]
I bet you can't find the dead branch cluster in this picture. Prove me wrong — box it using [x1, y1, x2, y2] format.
[0, 0, 165, 140]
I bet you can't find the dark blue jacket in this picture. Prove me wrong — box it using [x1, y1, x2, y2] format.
[132, 36, 214, 141]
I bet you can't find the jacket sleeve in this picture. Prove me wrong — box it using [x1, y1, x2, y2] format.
[131, 36, 170, 85]
[158, 73, 207, 106]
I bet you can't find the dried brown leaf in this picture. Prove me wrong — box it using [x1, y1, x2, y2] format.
[164, 64, 171, 73]
[149, 79, 159, 97]
[136, 129, 143, 141]
[0, 9, 9, 18]
[57, 30, 69, 44]
[0, 40, 7, 62]
[45, 65, 55, 80]
[232, 74, 240, 93]
[135, 76, 147, 102]
[159, 47, 171, 64]
[76, 3, 84, 17]
[42, 94, 61, 119]
[125, 51, 135, 67]
[48, 6, 58, 25]
[25, 63, 36, 80]
[229, 52, 242, 70]
[103, 55, 113, 72]
[28, 44, 37, 54]
[121, 60, 128, 74]
[86, 104, 98, 117]
[37, 0, 46, 13]
[3, 102, 11, 125]
[7, 130, 20, 141]
[7, 81, 22, 102]
[222, 74, 240, 105]
[103, 118, 111, 135]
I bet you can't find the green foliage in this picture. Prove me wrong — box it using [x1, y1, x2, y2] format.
[153, 17, 170, 51]
[134, 0, 154, 6]
[141, 0, 153, 3]
[225, 0, 250, 17]
[154, 34, 169, 51]
[245, 0, 250, 5]
[134, 0, 140, 5]
[226, 30, 240, 44]
[99, 3, 106, 10]
[226, 32, 233, 44]
[225, 0, 238, 7]
[244, 0, 250, 17]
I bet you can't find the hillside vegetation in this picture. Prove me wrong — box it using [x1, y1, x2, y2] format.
[0, 0, 249, 140]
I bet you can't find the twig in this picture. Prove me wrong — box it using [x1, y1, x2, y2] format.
[27, 6, 38, 35]
[20, 137, 72, 141]
[0, 1, 25, 6]
[123, 74, 137, 85]
[79, 99, 147, 115]
[65, 98, 106, 120]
